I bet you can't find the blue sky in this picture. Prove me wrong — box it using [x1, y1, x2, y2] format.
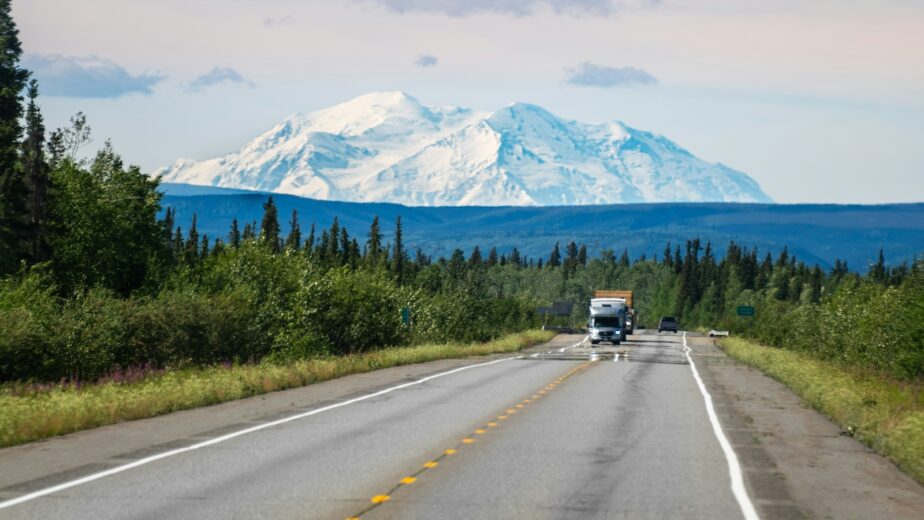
[14, 0, 924, 203]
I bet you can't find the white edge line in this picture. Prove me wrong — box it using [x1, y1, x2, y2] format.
[557, 335, 588, 353]
[682, 331, 760, 520]
[0, 355, 521, 510]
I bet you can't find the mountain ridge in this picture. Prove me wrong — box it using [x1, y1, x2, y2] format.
[159, 183, 923, 270]
[158, 92, 773, 206]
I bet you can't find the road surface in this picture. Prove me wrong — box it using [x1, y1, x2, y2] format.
[1, 331, 922, 519]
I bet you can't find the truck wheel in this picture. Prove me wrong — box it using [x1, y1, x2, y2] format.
[613, 340, 620, 345]
[591, 340, 600, 345]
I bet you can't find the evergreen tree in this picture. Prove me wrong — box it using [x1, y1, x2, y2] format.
[259, 196, 280, 252]
[663, 242, 673, 268]
[199, 234, 209, 259]
[211, 238, 224, 257]
[869, 249, 887, 284]
[21, 79, 50, 262]
[163, 208, 175, 252]
[548, 242, 561, 267]
[285, 209, 301, 251]
[469, 245, 483, 267]
[0, 0, 28, 273]
[487, 247, 498, 267]
[578, 245, 588, 267]
[242, 222, 255, 241]
[510, 247, 522, 268]
[172, 226, 184, 261]
[339, 226, 351, 265]
[185, 214, 199, 263]
[366, 216, 383, 266]
[391, 216, 406, 283]
[328, 217, 340, 263]
[618, 249, 630, 268]
[305, 222, 316, 254]
[414, 247, 428, 268]
[228, 218, 241, 248]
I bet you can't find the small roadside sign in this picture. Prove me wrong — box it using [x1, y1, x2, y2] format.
[737, 306, 755, 317]
[401, 307, 411, 325]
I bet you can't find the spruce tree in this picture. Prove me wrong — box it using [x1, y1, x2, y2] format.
[172, 227, 184, 261]
[228, 218, 241, 248]
[366, 216, 382, 266]
[618, 249, 630, 268]
[185, 215, 199, 263]
[869, 249, 887, 284]
[469, 245, 483, 267]
[548, 242, 561, 267]
[305, 222, 315, 254]
[392, 216, 405, 283]
[242, 222, 254, 241]
[578, 245, 587, 267]
[487, 247, 498, 267]
[0, 0, 29, 273]
[327, 217, 340, 263]
[21, 80, 50, 262]
[510, 247, 522, 268]
[259, 196, 280, 252]
[339, 226, 350, 265]
[285, 209, 301, 251]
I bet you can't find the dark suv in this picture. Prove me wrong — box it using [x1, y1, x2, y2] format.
[658, 316, 678, 333]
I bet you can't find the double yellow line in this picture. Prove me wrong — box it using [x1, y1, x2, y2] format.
[347, 360, 596, 519]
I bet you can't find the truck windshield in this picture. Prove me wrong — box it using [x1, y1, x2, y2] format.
[592, 317, 620, 328]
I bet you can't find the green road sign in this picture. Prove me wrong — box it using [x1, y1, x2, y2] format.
[401, 307, 411, 325]
[737, 306, 755, 317]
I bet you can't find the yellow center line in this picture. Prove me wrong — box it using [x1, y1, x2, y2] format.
[348, 360, 596, 518]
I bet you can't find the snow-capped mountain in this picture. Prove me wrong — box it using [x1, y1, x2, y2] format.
[158, 92, 773, 206]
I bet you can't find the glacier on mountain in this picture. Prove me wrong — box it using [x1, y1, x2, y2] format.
[157, 92, 773, 206]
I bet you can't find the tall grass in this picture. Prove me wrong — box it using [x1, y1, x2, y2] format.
[720, 337, 924, 484]
[0, 330, 554, 448]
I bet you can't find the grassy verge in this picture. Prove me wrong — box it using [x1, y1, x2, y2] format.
[718, 336, 924, 484]
[0, 330, 555, 448]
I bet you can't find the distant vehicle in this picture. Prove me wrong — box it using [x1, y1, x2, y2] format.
[589, 298, 627, 345]
[658, 316, 679, 333]
[594, 290, 637, 334]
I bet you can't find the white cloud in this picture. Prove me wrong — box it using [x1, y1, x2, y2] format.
[23, 54, 164, 99]
[188, 67, 256, 92]
[566, 62, 657, 87]
[415, 55, 438, 67]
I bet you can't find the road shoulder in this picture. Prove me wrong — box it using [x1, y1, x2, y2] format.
[689, 334, 924, 519]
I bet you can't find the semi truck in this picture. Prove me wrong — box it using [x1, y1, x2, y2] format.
[588, 298, 627, 345]
[594, 290, 637, 334]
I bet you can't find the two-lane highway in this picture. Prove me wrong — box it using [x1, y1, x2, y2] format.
[0, 332, 754, 519]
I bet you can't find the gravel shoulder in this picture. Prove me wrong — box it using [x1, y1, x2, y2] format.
[689, 334, 924, 519]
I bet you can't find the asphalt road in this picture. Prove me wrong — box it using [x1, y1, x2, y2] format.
[0, 331, 764, 519]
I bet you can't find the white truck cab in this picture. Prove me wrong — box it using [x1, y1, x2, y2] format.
[588, 298, 627, 345]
